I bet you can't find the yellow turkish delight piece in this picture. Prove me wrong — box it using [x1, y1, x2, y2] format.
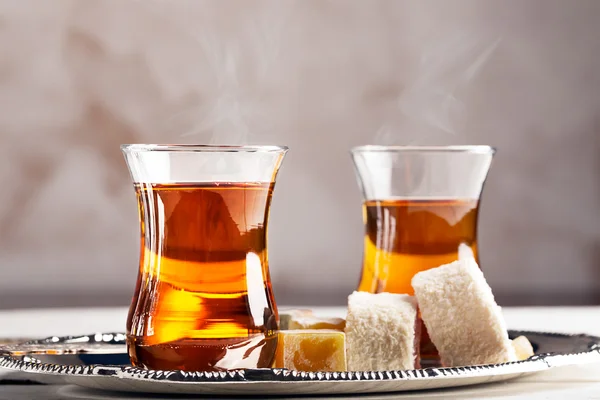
[275, 329, 347, 372]
[288, 316, 346, 331]
[279, 309, 314, 330]
[512, 336, 535, 360]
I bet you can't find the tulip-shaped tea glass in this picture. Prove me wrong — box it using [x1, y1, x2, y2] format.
[122, 144, 287, 372]
[351, 145, 494, 358]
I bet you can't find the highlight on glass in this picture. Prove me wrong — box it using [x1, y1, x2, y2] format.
[122, 144, 288, 372]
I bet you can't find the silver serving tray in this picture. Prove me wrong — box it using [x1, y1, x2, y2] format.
[1, 330, 599, 395]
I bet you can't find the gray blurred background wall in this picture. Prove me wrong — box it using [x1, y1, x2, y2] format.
[0, 0, 599, 308]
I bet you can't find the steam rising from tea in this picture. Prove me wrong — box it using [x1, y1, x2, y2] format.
[376, 33, 501, 145]
[144, 1, 296, 145]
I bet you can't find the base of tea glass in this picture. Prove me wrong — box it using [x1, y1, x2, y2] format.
[122, 144, 287, 371]
[351, 145, 495, 360]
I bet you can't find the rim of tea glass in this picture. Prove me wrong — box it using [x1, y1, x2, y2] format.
[121, 144, 288, 153]
[351, 145, 495, 154]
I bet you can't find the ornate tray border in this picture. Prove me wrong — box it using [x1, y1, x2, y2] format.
[1, 330, 599, 384]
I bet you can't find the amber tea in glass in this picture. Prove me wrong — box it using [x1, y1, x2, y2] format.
[359, 198, 480, 294]
[122, 144, 287, 372]
[351, 145, 494, 360]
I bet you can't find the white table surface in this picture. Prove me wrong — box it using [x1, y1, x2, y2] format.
[1, 306, 600, 399]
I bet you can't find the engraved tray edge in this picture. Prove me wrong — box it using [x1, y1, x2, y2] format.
[1, 330, 599, 384]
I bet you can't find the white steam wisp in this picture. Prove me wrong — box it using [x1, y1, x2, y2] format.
[377, 33, 501, 143]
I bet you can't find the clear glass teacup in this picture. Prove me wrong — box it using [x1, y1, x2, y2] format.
[122, 144, 287, 371]
[351, 145, 495, 359]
